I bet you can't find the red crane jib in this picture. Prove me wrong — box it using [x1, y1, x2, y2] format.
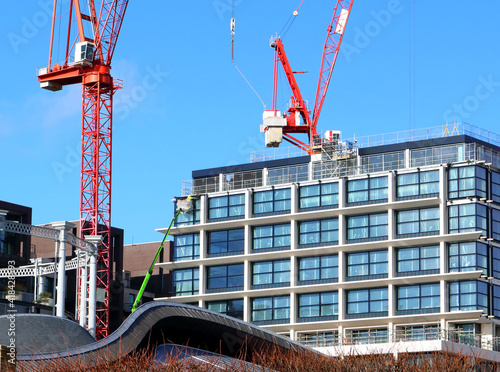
[268, 0, 354, 152]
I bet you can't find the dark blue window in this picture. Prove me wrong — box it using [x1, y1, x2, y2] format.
[253, 224, 291, 252]
[396, 207, 440, 238]
[397, 170, 439, 200]
[207, 299, 243, 320]
[492, 209, 500, 242]
[448, 166, 487, 199]
[173, 268, 199, 296]
[449, 242, 488, 275]
[251, 296, 290, 324]
[298, 255, 338, 285]
[448, 204, 488, 236]
[492, 171, 500, 204]
[346, 213, 388, 242]
[347, 177, 388, 206]
[493, 285, 500, 318]
[299, 218, 338, 248]
[346, 287, 388, 319]
[298, 292, 338, 322]
[206, 264, 244, 293]
[252, 260, 290, 289]
[208, 194, 245, 221]
[253, 188, 291, 215]
[207, 229, 244, 257]
[397, 245, 440, 276]
[450, 280, 488, 313]
[346, 251, 388, 281]
[397, 283, 440, 315]
[299, 182, 339, 211]
[173, 234, 200, 261]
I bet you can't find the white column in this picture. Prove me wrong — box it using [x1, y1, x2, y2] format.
[244, 296, 251, 323]
[440, 280, 447, 313]
[388, 246, 395, 278]
[200, 195, 207, 224]
[290, 292, 296, 325]
[199, 264, 205, 295]
[88, 253, 97, 337]
[388, 208, 394, 241]
[290, 184, 298, 214]
[388, 284, 395, 317]
[388, 172, 395, 203]
[338, 214, 345, 246]
[262, 168, 269, 186]
[290, 220, 297, 251]
[244, 225, 251, 255]
[405, 149, 411, 169]
[199, 230, 206, 259]
[219, 173, 225, 192]
[338, 288, 344, 321]
[290, 256, 297, 287]
[245, 189, 252, 219]
[440, 241, 447, 274]
[338, 251, 345, 283]
[79, 252, 88, 328]
[244, 260, 251, 291]
[84, 235, 102, 338]
[52, 221, 75, 318]
[338, 179, 346, 209]
[440, 166, 447, 236]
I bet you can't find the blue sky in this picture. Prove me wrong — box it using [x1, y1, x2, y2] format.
[1, 0, 500, 245]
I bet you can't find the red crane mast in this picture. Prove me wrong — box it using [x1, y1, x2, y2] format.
[38, 0, 128, 339]
[263, 0, 354, 153]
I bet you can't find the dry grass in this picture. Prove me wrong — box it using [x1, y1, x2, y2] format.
[18, 345, 498, 371]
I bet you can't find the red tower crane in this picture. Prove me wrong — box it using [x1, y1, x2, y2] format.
[263, 0, 354, 153]
[37, 0, 129, 339]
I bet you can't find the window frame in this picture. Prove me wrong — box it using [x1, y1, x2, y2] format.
[253, 188, 291, 216]
[346, 250, 388, 281]
[346, 213, 388, 243]
[396, 170, 440, 200]
[252, 223, 291, 253]
[207, 193, 245, 222]
[449, 280, 488, 313]
[346, 176, 388, 206]
[449, 241, 488, 275]
[299, 182, 339, 211]
[251, 259, 291, 289]
[298, 218, 338, 248]
[173, 234, 200, 261]
[297, 292, 339, 322]
[396, 207, 440, 238]
[207, 229, 245, 257]
[251, 295, 290, 325]
[396, 245, 440, 277]
[298, 255, 338, 285]
[172, 268, 199, 297]
[346, 287, 389, 319]
[206, 299, 244, 320]
[206, 263, 244, 293]
[448, 165, 487, 199]
[174, 199, 200, 227]
[396, 283, 440, 315]
[448, 203, 488, 236]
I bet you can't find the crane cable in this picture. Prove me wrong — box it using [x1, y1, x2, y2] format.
[230, 0, 266, 109]
[279, 0, 304, 39]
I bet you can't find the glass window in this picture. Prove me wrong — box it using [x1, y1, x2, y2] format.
[251, 296, 290, 324]
[208, 194, 245, 221]
[173, 268, 199, 296]
[361, 152, 404, 173]
[207, 229, 244, 257]
[346, 213, 388, 242]
[173, 234, 200, 261]
[397, 283, 440, 315]
[207, 299, 244, 320]
[268, 164, 308, 185]
[397, 245, 440, 276]
[347, 177, 388, 205]
[348, 328, 388, 344]
[299, 218, 338, 248]
[397, 170, 439, 200]
[298, 255, 338, 285]
[492, 171, 500, 204]
[493, 285, 500, 318]
[449, 242, 488, 275]
[450, 280, 488, 313]
[298, 292, 338, 322]
[448, 204, 488, 236]
[206, 264, 244, 293]
[299, 182, 339, 210]
[493, 247, 500, 279]
[396, 207, 440, 238]
[253, 224, 291, 252]
[411, 144, 465, 167]
[448, 166, 487, 199]
[253, 188, 291, 215]
[346, 287, 388, 318]
[492, 209, 500, 242]
[252, 260, 290, 289]
[346, 250, 388, 281]
[174, 199, 200, 226]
